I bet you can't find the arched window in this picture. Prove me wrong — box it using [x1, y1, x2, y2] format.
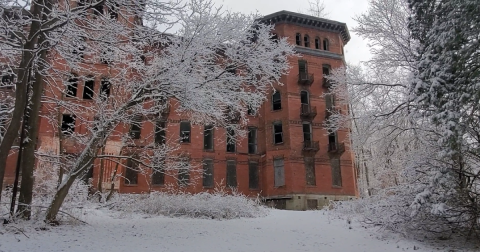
[272, 91, 281, 111]
[323, 38, 329, 51]
[315, 37, 320, 49]
[300, 90, 309, 105]
[304, 35, 310, 47]
[295, 33, 302, 46]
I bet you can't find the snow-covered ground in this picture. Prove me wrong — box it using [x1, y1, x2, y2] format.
[0, 208, 457, 252]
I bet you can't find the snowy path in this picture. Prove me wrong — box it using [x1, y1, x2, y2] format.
[0, 210, 447, 252]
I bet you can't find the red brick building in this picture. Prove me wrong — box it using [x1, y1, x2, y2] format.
[2, 10, 357, 210]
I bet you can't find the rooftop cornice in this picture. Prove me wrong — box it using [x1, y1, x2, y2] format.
[258, 11, 351, 45]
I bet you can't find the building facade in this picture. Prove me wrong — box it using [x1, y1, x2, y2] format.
[1, 10, 357, 210]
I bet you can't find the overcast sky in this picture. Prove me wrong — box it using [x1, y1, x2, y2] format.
[211, 0, 371, 65]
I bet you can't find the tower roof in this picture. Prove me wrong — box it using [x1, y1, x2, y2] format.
[258, 11, 350, 45]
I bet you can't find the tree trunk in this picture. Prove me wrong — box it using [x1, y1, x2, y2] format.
[0, 0, 44, 201]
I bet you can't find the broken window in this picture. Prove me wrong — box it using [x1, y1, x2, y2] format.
[129, 115, 142, 139]
[315, 37, 320, 49]
[152, 160, 165, 185]
[66, 75, 78, 98]
[124, 156, 138, 185]
[180, 121, 191, 143]
[273, 122, 283, 144]
[305, 157, 316, 186]
[304, 35, 310, 47]
[226, 128, 236, 153]
[323, 38, 329, 51]
[178, 166, 190, 187]
[249, 161, 259, 189]
[203, 159, 214, 188]
[248, 127, 257, 154]
[274, 158, 285, 187]
[1, 70, 14, 88]
[203, 125, 214, 151]
[155, 120, 166, 145]
[247, 105, 255, 116]
[331, 158, 342, 186]
[226, 160, 237, 188]
[83, 76, 94, 99]
[295, 33, 301, 46]
[303, 123, 312, 142]
[61, 114, 76, 135]
[100, 78, 111, 99]
[272, 91, 281, 111]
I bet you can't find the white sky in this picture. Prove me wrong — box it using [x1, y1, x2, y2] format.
[212, 0, 371, 65]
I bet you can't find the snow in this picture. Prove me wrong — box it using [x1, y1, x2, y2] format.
[0, 209, 450, 252]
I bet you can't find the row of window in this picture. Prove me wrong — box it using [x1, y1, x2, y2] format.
[125, 156, 342, 188]
[65, 75, 111, 99]
[295, 33, 329, 51]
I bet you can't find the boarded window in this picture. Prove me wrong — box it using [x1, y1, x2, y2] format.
[274, 158, 285, 187]
[66, 75, 78, 98]
[295, 33, 301, 46]
[180, 121, 191, 143]
[249, 161, 259, 189]
[204, 125, 214, 150]
[298, 60, 307, 74]
[83, 76, 95, 99]
[248, 127, 257, 154]
[272, 91, 281, 110]
[315, 37, 320, 49]
[273, 122, 283, 144]
[226, 160, 237, 188]
[304, 35, 310, 47]
[152, 160, 165, 185]
[100, 78, 111, 99]
[178, 167, 190, 187]
[303, 123, 312, 142]
[331, 158, 342, 186]
[61, 114, 76, 135]
[305, 157, 316, 186]
[155, 120, 166, 145]
[129, 115, 142, 139]
[125, 157, 138, 185]
[226, 128, 235, 153]
[203, 159, 214, 187]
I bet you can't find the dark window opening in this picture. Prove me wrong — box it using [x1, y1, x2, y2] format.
[204, 125, 214, 150]
[331, 158, 342, 186]
[323, 66, 330, 76]
[247, 105, 255, 116]
[125, 157, 138, 185]
[271, 33, 278, 43]
[295, 33, 301, 46]
[1, 71, 14, 88]
[155, 120, 166, 145]
[129, 115, 142, 139]
[83, 76, 94, 99]
[66, 75, 78, 98]
[273, 122, 283, 144]
[178, 167, 190, 187]
[140, 55, 146, 64]
[272, 91, 281, 111]
[180, 121, 191, 143]
[203, 159, 214, 187]
[315, 37, 320, 49]
[152, 161, 165, 185]
[299, 60, 307, 74]
[274, 158, 285, 187]
[300, 90, 309, 105]
[303, 123, 312, 142]
[72, 43, 85, 59]
[61, 114, 76, 135]
[226, 128, 236, 153]
[304, 35, 310, 47]
[305, 157, 316, 186]
[107, 0, 119, 19]
[77, 0, 87, 7]
[248, 127, 257, 154]
[100, 79, 111, 99]
[323, 39, 329, 51]
[249, 161, 259, 189]
[226, 160, 237, 188]
[226, 65, 236, 75]
[93, 3, 104, 16]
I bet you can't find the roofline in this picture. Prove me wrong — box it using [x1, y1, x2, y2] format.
[257, 10, 351, 45]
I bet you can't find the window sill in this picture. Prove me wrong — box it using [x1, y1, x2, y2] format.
[203, 149, 215, 152]
[273, 142, 284, 145]
[306, 185, 317, 188]
[180, 142, 191, 145]
[151, 184, 165, 187]
[203, 186, 214, 189]
[123, 184, 138, 187]
[271, 109, 282, 112]
[332, 185, 342, 189]
[249, 188, 261, 191]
